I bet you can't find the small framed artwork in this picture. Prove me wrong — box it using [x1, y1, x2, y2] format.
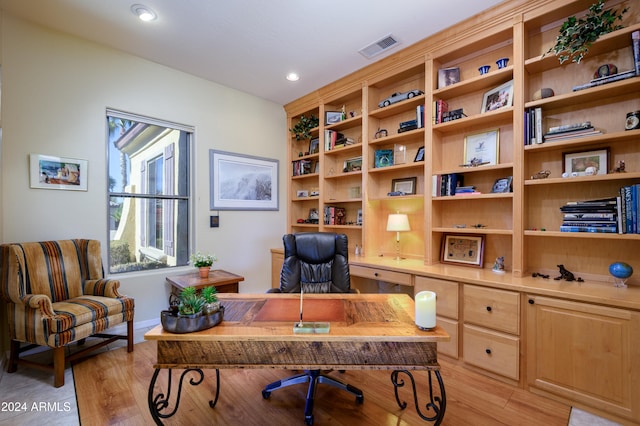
[325, 111, 342, 125]
[296, 190, 309, 198]
[463, 129, 499, 165]
[30, 153, 88, 191]
[414, 146, 425, 162]
[441, 234, 485, 268]
[491, 176, 513, 193]
[343, 156, 362, 173]
[481, 79, 513, 113]
[374, 149, 394, 168]
[391, 177, 417, 195]
[309, 138, 319, 154]
[563, 148, 608, 176]
[438, 67, 460, 89]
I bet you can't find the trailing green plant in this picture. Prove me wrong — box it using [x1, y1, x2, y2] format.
[201, 286, 218, 303]
[545, 0, 629, 64]
[289, 114, 319, 141]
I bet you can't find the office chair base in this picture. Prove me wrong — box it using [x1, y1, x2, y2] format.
[262, 369, 363, 425]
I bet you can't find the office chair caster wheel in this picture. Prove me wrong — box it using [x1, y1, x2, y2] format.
[305, 415, 313, 425]
[262, 390, 271, 399]
[356, 395, 364, 404]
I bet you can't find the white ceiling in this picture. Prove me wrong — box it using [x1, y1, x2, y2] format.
[0, 0, 503, 105]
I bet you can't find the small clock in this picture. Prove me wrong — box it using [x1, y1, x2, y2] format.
[625, 111, 640, 131]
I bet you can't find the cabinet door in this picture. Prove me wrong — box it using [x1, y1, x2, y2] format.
[527, 295, 640, 423]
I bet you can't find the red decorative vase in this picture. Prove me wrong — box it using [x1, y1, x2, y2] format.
[198, 267, 210, 278]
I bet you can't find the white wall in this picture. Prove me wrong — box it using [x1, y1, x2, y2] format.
[0, 14, 287, 325]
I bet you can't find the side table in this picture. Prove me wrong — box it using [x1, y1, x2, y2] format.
[166, 269, 245, 304]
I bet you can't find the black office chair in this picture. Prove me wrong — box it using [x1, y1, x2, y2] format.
[262, 232, 363, 425]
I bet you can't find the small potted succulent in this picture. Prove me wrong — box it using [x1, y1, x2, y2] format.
[177, 286, 205, 318]
[201, 286, 220, 315]
[190, 251, 217, 278]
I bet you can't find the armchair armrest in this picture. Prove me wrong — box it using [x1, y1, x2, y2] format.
[21, 294, 56, 317]
[83, 278, 123, 298]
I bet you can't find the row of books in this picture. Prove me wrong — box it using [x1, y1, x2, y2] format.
[432, 173, 466, 197]
[572, 30, 640, 92]
[324, 130, 354, 151]
[559, 186, 640, 234]
[323, 206, 347, 225]
[292, 159, 314, 176]
[524, 109, 602, 145]
[432, 99, 448, 124]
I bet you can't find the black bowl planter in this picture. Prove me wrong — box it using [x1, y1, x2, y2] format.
[161, 306, 224, 334]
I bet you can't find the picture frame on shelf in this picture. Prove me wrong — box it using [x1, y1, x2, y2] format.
[309, 138, 319, 154]
[391, 177, 417, 195]
[481, 79, 513, 113]
[563, 148, 609, 176]
[414, 146, 425, 162]
[296, 190, 309, 198]
[438, 67, 460, 89]
[29, 153, 88, 191]
[325, 111, 342, 125]
[441, 234, 485, 268]
[209, 149, 279, 210]
[374, 149, 393, 168]
[343, 156, 363, 173]
[463, 129, 499, 165]
[491, 176, 513, 193]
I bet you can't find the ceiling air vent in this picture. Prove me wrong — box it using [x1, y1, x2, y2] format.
[358, 34, 400, 59]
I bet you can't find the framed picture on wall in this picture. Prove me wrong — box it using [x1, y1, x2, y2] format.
[29, 153, 88, 191]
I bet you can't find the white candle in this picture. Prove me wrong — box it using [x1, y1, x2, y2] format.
[415, 291, 436, 329]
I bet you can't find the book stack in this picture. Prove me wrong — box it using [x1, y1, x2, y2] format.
[292, 159, 313, 176]
[619, 184, 640, 234]
[432, 174, 464, 197]
[432, 99, 448, 124]
[543, 121, 601, 142]
[559, 198, 618, 233]
[454, 185, 480, 196]
[324, 130, 344, 151]
[323, 206, 347, 225]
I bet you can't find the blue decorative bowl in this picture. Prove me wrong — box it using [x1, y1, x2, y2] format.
[609, 262, 633, 279]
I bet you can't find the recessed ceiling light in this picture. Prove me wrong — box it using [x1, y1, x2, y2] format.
[131, 4, 157, 22]
[286, 72, 300, 82]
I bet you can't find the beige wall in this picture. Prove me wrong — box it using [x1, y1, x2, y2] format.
[0, 13, 287, 341]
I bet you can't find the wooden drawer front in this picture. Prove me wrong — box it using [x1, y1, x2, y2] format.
[437, 317, 459, 359]
[463, 285, 519, 334]
[349, 265, 412, 286]
[415, 276, 458, 319]
[463, 324, 519, 380]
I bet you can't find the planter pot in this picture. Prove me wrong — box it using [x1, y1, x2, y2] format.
[198, 266, 211, 278]
[161, 306, 224, 334]
[203, 302, 221, 315]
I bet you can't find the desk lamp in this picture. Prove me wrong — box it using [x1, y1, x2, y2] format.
[386, 213, 410, 261]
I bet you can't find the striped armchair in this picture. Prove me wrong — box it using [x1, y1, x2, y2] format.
[0, 239, 134, 387]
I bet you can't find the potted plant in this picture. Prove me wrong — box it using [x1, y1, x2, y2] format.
[545, 0, 629, 64]
[289, 114, 319, 141]
[177, 286, 205, 318]
[201, 286, 220, 315]
[190, 251, 217, 278]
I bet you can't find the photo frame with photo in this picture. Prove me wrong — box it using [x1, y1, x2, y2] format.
[463, 129, 499, 165]
[441, 234, 485, 268]
[29, 154, 88, 191]
[563, 148, 608, 176]
[325, 111, 342, 125]
[374, 149, 393, 168]
[391, 177, 417, 195]
[481, 80, 513, 113]
[438, 67, 460, 89]
[209, 150, 279, 210]
[343, 156, 363, 173]
[491, 176, 513, 193]
[414, 146, 425, 162]
[309, 138, 319, 154]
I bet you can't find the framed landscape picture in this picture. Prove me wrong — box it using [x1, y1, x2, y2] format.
[30, 153, 88, 191]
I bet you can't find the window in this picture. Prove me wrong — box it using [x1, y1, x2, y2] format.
[107, 110, 192, 274]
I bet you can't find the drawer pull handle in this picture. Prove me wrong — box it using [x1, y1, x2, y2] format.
[528, 299, 535, 305]
[486, 306, 492, 312]
[485, 349, 492, 355]
[374, 272, 379, 277]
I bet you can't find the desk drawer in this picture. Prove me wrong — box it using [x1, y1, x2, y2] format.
[463, 324, 519, 380]
[415, 276, 458, 319]
[463, 285, 519, 335]
[349, 265, 412, 286]
[437, 317, 459, 359]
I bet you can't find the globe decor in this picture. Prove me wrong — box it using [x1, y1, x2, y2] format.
[609, 262, 633, 288]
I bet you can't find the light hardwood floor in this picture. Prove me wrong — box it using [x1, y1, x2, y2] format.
[1, 327, 617, 425]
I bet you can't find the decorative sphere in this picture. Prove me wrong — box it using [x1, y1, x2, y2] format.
[609, 262, 633, 279]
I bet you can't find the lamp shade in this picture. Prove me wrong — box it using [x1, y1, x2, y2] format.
[386, 214, 410, 232]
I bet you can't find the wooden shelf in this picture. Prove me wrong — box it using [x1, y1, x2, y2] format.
[524, 230, 640, 240]
[525, 172, 640, 186]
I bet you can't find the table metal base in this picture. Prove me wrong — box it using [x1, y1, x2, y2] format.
[391, 369, 446, 425]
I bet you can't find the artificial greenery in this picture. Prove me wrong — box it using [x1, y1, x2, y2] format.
[201, 286, 218, 304]
[178, 287, 205, 316]
[289, 114, 319, 141]
[545, 0, 628, 64]
[189, 251, 216, 267]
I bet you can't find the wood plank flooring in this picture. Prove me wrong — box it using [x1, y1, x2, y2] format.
[73, 340, 571, 425]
